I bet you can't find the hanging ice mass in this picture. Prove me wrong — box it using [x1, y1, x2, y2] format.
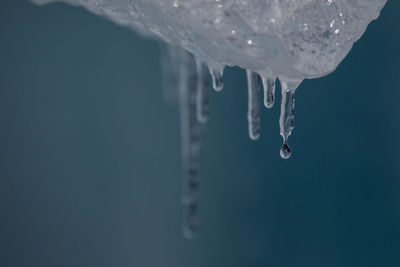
[32, 0, 388, 238]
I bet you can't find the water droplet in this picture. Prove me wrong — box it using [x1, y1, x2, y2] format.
[280, 143, 291, 159]
[278, 79, 302, 160]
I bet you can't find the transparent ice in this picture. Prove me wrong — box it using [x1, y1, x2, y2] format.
[32, 0, 387, 237]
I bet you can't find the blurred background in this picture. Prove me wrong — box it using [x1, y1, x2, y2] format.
[0, 1, 400, 266]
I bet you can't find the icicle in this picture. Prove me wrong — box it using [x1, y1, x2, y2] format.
[208, 66, 224, 92]
[195, 58, 210, 123]
[279, 79, 301, 159]
[178, 49, 202, 239]
[159, 43, 181, 104]
[246, 70, 261, 140]
[261, 76, 276, 108]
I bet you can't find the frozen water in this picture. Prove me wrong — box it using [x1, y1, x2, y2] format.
[32, 0, 387, 237]
[177, 50, 202, 239]
[32, 0, 387, 81]
[246, 70, 261, 140]
[32, 0, 387, 157]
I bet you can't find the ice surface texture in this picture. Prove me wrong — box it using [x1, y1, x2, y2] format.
[33, 0, 386, 81]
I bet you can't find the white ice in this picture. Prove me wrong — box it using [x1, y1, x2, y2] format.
[32, 0, 387, 81]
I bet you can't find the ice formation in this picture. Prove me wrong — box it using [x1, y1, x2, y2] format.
[32, 0, 387, 238]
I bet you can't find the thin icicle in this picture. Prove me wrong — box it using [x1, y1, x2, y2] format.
[159, 43, 181, 104]
[261, 76, 276, 108]
[195, 58, 210, 123]
[178, 50, 202, 239]
[208, 66, 224, 91]
[246, 70, 261, 140]
[279, 79, 301, 159]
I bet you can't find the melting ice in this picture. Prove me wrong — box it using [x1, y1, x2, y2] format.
[32, 0, 388, 238]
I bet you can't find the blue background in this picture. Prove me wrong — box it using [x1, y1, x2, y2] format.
[0, 1, 400, 266]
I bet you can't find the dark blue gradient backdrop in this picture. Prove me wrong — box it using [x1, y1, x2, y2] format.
[0, 1, 400, 267]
